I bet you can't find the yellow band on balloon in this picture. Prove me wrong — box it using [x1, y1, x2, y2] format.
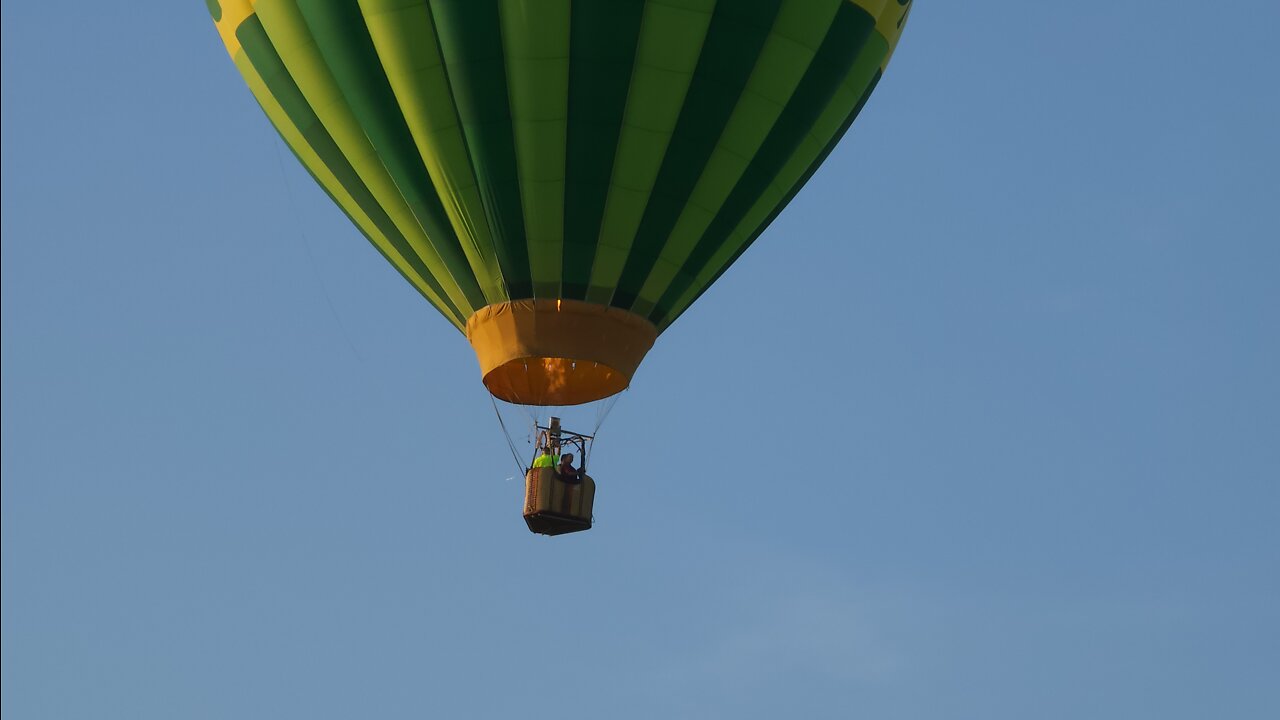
[465, 299, 658, 406]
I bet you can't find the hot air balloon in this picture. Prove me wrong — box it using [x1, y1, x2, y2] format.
[209, 0, 911, 534]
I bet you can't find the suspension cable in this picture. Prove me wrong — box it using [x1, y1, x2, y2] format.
[270, 136, 364, 364]
[489, 394, 527, 478]
[593, 391, 623, 436]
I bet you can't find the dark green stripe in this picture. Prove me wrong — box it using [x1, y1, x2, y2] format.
[658, 69, 884, 330]
[294, 0, 486, 311]
[560, 0, 645, 301]
[429, 0, 532, 300]
[608, 0, 782, 310]
[650, 3, 876, 323]
[236, 16, 465, 324]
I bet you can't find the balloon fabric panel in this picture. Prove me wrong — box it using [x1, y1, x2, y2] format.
[209, 0, 911, 403]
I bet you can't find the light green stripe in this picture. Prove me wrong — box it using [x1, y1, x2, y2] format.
[428, 0, 534, 300]
[500, 0, 569, 299]
[256, 0, 476, 316]
[233, 50, 465, 330]
[629, 0, 840, 315]
[659, 31, 888, 330]
[296, 0, 493, 313]
[584, 0, 716, 305]
[358, 0, 507, 305]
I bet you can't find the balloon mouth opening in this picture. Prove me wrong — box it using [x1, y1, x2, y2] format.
[465, 299, 658, 408]
[483, 357, 628, 406]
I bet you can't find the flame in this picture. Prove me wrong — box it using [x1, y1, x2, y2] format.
[557, 299, 562, 311]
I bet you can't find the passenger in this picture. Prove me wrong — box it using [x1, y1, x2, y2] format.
[532, 446, 557, 470]
[557, 452, 583, 485]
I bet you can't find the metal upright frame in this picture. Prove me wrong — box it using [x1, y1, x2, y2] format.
[530, 416, 593, 473]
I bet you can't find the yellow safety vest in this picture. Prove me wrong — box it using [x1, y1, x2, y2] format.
[532, 453, 557, 468]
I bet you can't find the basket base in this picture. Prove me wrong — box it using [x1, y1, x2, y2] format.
[524, 511, 592, 536]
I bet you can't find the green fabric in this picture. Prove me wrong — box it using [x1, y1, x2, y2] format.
[605, 0, 783, 310]
[233, 50, 460, 327]
[660, 65, 888, 330]
[293, 0, 486, 314]
[430, 0, 533, 300]
[649, 1, 876, 322]
[532, 453, 556, 468]
[219, 0, 907, 333]
[630, 0, 848, 317]
[235, 13, 467, 327]
[561, 0, 645, 301]
[501, 0, 572, 299]
[358, 0, 506, 305]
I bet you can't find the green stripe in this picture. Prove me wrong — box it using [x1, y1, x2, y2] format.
[291, 0, 486, 314]
[584, 0, 716, 309]
[607, 0, 783, 311]
[501, 0, 571, 299]
[359, 0, 507, 305]
[257, 0, 482, 317]
[670, 30, 889, 330]
[650, 2, 876, 323]
[627, 0, 845, 316]
[559, 0, 646, 301]
[659, 69, 884, 330]
[235, 51, 462, 329]
[236, 15, 466, 327]
[430, 0, 533, 300]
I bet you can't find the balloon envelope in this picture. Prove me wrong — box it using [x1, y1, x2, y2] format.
[210, 0, 911, 404]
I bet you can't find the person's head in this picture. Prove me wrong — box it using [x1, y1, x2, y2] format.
[560, 453, 574, 464]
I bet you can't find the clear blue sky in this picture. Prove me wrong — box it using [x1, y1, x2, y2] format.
[3, 3, 1278, 718]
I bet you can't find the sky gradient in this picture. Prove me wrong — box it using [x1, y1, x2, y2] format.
[3, 3, 1278, 718]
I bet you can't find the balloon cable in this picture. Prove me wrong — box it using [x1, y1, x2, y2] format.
[593, 392, 622, 436]
[270, 136, 365, 365]
[489, 394, 527, 478]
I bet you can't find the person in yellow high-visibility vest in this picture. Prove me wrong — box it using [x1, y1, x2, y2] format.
[532, 447, 557, 470]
